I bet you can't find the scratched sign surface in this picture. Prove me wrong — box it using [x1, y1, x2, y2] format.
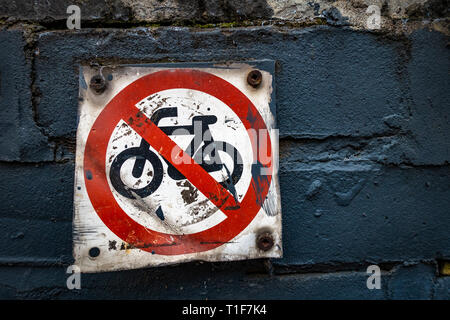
[73, 62, 281, 272]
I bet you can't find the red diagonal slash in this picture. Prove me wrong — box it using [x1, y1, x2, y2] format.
[125, 108, 239, 213]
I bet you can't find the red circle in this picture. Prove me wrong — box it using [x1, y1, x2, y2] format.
[84, 69, 272, 255]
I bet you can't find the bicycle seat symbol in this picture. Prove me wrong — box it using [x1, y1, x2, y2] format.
[109, 107, 243, 199]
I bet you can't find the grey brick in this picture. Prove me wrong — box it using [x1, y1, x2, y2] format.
[0, 0, 273, 24]
[0, 0, 131, 22]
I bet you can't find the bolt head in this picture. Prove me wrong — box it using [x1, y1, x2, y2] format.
[89, 74, 107, 94]
[256, 232, 274, 251]
[247, 70, 262, 88]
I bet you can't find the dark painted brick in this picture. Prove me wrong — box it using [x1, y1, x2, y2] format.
[434, 276, 450, 300]
[2, 262, 447, 299]
[406, 29, 450, 165]
[279, 136, 419, 166]
[278, 166, 450, 265]
[387, 264, 436, 300]
[0, 263, 387, 299]
[0, 217, 72, 264]
[274, 30, 408, 140]
[0, 284, 16, 299]
[35, 27, 407, 140]
[76, 270, 387, 300]
[0, 30, 53, 162]
[34, 27, 449, 166]
[0, 266, 66, 299]
[0, 162, 448, 273]
[0, 163, 74, 221]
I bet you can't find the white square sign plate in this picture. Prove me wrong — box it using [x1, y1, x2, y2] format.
[73, 61, 281, 272]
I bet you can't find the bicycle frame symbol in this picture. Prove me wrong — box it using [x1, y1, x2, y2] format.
[109, 107, 243, 199]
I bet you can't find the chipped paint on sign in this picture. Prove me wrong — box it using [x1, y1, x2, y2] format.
[73, 61, 281, 272]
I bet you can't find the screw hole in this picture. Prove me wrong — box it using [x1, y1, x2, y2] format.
[89, 247, 100, 258]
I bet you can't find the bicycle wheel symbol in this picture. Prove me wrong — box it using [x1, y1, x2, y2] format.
[109, 139, 164, 199]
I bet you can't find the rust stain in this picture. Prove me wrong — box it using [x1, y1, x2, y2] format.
[177, 180, 198, 205]
[119, 241, 178, 250]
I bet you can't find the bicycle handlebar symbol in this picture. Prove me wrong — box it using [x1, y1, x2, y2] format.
[109, 107, 243, 199]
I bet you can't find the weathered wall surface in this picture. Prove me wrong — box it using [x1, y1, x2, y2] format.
[0, 0, 449, 299]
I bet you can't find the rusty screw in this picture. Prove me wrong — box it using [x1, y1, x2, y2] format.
[89, 74, 107, 94]
[256, 232, 274, 251]
[247, 70, 262, 88]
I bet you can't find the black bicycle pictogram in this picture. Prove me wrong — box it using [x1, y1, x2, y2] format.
[109, 107, 243, 199]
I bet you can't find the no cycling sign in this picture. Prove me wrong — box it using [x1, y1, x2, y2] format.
[73, 62, 281, 272]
